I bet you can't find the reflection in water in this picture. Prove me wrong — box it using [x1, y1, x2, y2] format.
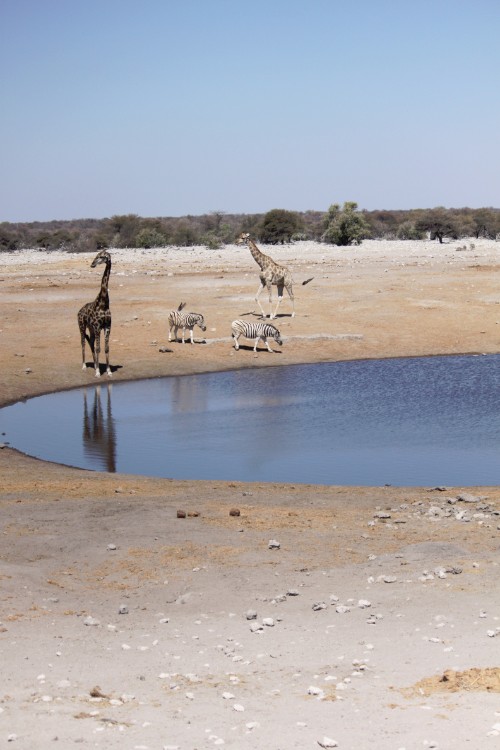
[1, 354, 500, 486]
[82, 384, 117, 472]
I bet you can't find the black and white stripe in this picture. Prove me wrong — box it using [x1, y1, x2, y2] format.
[168, 302, 206, 344]
[231, 319, 283, 352]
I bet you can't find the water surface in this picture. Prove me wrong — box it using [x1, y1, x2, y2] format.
[1, 355, 499, 486]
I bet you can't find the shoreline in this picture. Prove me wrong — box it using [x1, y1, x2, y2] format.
[1, 240, 499, 748]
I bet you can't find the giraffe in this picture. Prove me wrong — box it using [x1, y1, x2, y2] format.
[235, 232, 312, 319]
[77, 249, 112, 377]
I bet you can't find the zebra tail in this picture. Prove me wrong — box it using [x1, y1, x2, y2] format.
[302, 277, 314, 286]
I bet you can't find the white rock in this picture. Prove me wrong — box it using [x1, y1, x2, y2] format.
[262, 617, 275, 627]
[318, 736, 338, 748]
[268, 540, 280, 549]
[233, 703, 245, 711]
[358, 599, 371, 608]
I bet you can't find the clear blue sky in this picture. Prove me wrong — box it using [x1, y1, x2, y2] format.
[1, 0, 499, 222]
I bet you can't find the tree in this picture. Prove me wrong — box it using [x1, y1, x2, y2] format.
[471, 208, 499, 239]
[415, 208, 459, 243]
[322, 201, 370, 246]
[260, 209, 302, 244]
[135, 228, 167, 248]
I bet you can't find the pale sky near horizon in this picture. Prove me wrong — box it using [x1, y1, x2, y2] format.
[1, 0, 499, 223]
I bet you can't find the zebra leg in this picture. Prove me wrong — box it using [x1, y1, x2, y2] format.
[233, 333, 240, 350]
[189, 327, 194, 344]
[181, 326, 187, 344]
[168, 323, 173, 342]
[264, 336, 273, 352]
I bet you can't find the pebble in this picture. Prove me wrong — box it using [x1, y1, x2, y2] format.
[383, 576, 397, 583]
[268, 540, 280, 549]
[312, 602, 327, 611]
[83, 616, 100, 627]
[262, 617, 275, 627]
[118, 604, 129, 615]
[107, 543, 117, 551]
[318, 736, 338, 747]
[229, 508, 240, 516]
[245, 609, 258, 620]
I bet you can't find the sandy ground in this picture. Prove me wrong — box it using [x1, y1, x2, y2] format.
[0, 238, 499, 749]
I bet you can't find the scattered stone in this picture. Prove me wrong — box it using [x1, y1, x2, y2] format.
[374, 511, 391, 519]
[262, 617, 275, 627]
[312, 602, 327, 611]
[118, 604, 129, 615]
[249, 622, 263, 633]
[187, 511, 200, 517]
[318, 736, 337, 748]
[336, 605, 351, 614]
[268, 540, 280, 549]
[107, 543, 117, 551]
[358, 599, 371, 609]
[158, 347, 173, 353]
[245, 609, 258, 620]
[229, 508, 241, 516]
[308, 686, 325, 698]
[456, 493, 480, 503]
[233, 703, 245, 711]
[177, 510, 186, 518]
[287, 589, 300, 597]
[83, 616, 100, 627]
[383, 576, 397, 583]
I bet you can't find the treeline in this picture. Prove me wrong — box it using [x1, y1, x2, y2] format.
[1, 205, 499, 252]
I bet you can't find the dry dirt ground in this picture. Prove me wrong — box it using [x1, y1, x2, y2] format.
[0, 239, 499, 749]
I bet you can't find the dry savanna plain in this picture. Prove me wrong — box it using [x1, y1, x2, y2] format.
[0, 238, 499, 750]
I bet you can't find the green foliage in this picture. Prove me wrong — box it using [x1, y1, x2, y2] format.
[322, 201, 370, 246]
[396, 222, 425, 240]
[260, 209, 303, 244]
[416, 208, 459, 243]
[135, 228, 167, 248]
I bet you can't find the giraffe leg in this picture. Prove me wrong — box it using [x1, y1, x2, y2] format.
[286, 283, 295, 318]
[255, 283, 268, 318]
[271, 283, 285, 319]
[80, 325, 87, 370]
[94, 333, 101, 377]
[104, 326, 112, 377]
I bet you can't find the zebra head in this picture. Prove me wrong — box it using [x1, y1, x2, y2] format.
[195, 313, 206, 332]
[270, 325, 283, 347]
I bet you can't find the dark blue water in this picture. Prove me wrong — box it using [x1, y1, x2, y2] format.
[1, 355, 499, 486]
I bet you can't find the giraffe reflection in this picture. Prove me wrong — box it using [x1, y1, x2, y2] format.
[82, 384, 117, 472]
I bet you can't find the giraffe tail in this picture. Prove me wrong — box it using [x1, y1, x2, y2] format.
[302, 277, 314, 286]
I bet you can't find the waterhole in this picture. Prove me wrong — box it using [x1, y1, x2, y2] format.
[1, 355, 499, 486]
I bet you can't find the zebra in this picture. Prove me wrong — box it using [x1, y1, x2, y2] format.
[231, 319, 283, 352]
[168, 302, 207, 344]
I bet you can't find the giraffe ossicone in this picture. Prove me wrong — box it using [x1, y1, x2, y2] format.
[77, 249, 112, 378]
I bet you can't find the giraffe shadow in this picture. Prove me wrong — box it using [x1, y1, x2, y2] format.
[83, 362, 123, 375]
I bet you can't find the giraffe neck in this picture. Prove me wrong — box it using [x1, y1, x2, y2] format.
[96, 259, 111, 308]
[248, 239, 270, 271]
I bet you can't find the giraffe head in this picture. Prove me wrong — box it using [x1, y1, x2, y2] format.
[235, 232, 250, 246]
[91, 249, 111, 268]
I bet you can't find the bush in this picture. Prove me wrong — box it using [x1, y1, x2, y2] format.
[322, 202, 370, 246]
